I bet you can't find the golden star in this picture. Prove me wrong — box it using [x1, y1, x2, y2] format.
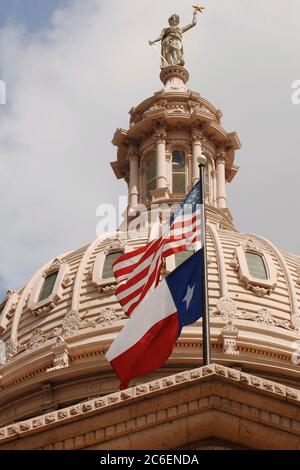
[193, 4, 205, 14]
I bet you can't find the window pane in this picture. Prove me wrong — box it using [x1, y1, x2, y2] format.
[38, 272, 58, 302]
[172, 150, 186, 194]
[245, 252, 268, 280]
[173, 173, 185, 193]
[146, 178, 156, 201]
[102, 252, 123, 279]
[146, 159, 156, 181]
[172, 150, 185, 172]
[175, 250, 193, 268]
[146, 158, 156, 201]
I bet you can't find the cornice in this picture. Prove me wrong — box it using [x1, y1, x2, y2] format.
[0, 363, 299, 449]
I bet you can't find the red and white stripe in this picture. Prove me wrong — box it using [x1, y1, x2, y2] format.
[106, 277, 179, 390]
[113, 206, 202, 316]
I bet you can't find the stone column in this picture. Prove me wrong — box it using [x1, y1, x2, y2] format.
[211, 169, 217, 207]
[192, 136, 202, 186]
[128, 151, 139, 209]
[156, 132, 167, 189]
[216, 152, 227, 209]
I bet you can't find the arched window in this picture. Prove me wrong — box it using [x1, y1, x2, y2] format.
[175, 250, 194, 268]
[38, 272, 59, 302]
[146, 158, 156, 201]
[172, 150, 186, 194]
[102, 252, 123, 280]
[245, 252, 268, 280]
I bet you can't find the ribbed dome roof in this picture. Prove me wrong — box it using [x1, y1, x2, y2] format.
[0, 209, 299, 428]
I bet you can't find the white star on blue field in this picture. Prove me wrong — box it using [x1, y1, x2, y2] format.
[182, 284, 196, 310]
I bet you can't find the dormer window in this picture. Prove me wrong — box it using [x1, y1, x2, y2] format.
[38, 271, 59, 302]
[92, 240, 126, 294]
[231, 240, 277, 297]
[172, 150, 186, 194]
[102, 252, 123, 280]
[28, 258, 70, 316]
[245, 252, 268, 281]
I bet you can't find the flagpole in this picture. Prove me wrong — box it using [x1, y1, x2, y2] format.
[198, 156, 211, 365]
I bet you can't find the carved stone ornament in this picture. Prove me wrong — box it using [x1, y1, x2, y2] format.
[156, 131, 167, 145]
[34, 303, 57, 318]
[43, 258, 61, 277]
[6, 307, 126, 360]
[230, 254, 240, 272]
[246, 285, 271, 298]
[90, 308, 125, 328]
[100, 285, 117, 295]
[62, 310, 81, 337]
[255, 309, 291, 330]
[62, 274, 71, 288]
[291, 314, 300, 332]
[28, 329, 45, 350]
[215, 297, 238, 322]
[212, 298, 293, 332]
[6, 340, 18, 361]
[5, 289, 15, 298]
[221, 322, 239, 356]
[241, 238, 266, 252]
[47, 337, 70, 373]
[104, 239, 124, 255]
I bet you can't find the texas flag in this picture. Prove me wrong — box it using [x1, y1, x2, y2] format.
[106, 249, 205, 390]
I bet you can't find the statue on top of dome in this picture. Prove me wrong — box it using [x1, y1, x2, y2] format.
[149, 5, 204, 69]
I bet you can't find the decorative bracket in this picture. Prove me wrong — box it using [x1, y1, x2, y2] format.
[221, 322, 239, 356]
[47, 337, 70, 373]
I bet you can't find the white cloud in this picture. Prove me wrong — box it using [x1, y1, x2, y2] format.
[0, 0, 299, 292]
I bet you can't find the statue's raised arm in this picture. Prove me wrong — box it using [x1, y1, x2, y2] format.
[182, 10, 198, 34]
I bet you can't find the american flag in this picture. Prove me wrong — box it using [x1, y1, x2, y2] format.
[113, 181, 203, 316]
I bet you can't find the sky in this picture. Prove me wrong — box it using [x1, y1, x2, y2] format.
[0, 0, 299, 299]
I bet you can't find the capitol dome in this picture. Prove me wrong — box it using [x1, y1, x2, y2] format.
[0, 64, 299, 451]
